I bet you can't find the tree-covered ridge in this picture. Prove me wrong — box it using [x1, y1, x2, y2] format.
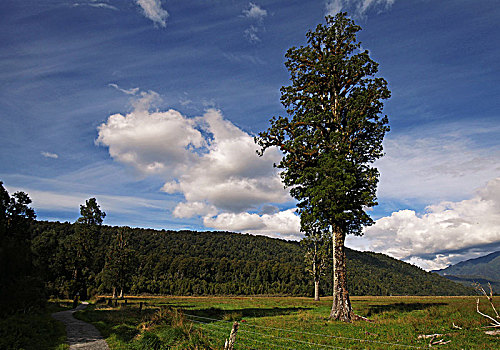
[435, 251, 500, 281]
[31, 221, 473, 298]
[434, 251, 500, 293]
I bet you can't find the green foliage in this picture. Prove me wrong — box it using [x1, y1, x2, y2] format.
[72, 198, 107, 299]
[256, 13, 390, 235]
[99, 228, 137, 296]
[0, 181, 45, 315]
[31, 221, 473, 297]
[77, 198, 106, 225]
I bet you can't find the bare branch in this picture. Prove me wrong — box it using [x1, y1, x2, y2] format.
[476, 299, 500, 327]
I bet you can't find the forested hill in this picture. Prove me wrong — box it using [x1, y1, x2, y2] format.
[31, 221, 473, 298]
[434, 251, 500, 293]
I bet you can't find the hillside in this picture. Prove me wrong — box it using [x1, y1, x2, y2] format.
[32, 221, 474, 297]
[434, 251, 500, 293]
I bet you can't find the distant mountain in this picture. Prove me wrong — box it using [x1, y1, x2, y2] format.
[434, 251, 500, 293]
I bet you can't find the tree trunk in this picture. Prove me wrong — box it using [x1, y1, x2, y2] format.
[329, 225, 353, 322]
[112, 287, 117, 299]
[119, 288, 123, 298]
[314, 279, 320, 301]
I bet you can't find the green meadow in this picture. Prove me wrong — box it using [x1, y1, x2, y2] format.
[73, 295, 499, 349]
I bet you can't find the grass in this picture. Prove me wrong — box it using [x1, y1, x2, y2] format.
[74, 295, 500, 349]
[0, 300, 71, 350]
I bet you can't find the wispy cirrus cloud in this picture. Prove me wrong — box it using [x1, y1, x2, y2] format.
[325, 0, 396, 17]
[376, 131, 500, 203]
[41, 151, 58, 159]
[242, 2, 268, 43]
[136, 0, 169, 28]
[73, 1, 118, 11]
[243, 2, 268, 21]
[109, 83, 139, 95]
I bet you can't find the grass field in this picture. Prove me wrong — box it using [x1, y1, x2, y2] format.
[74, 295, 500, 349]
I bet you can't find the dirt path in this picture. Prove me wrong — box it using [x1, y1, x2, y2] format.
[52, 302, 109, 350]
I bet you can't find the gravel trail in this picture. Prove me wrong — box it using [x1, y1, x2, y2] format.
[52, 302, 109, 350]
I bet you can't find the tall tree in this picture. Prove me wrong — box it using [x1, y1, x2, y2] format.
[77, 198, 106, 225]
[0, 182, 42, 314]
[256, 13, 390, 321]
[73, 198, 106, 299]
[99, 228, 135, 298]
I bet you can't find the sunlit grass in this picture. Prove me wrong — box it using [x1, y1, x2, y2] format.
[75, 295, 500, 349]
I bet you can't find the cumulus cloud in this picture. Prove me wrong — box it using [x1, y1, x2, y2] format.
[325, 0, 396, 17]
[97, 90, 295, 237]
[41, 151, 58, 159]
[96, 92, 205, 177]
[136, 0, 169, 27]
[347, 177, 500, 270]
[204, 209, 301, 240]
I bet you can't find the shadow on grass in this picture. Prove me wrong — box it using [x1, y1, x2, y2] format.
[181, 306, 312, 322]
[365, 302, 447, 316]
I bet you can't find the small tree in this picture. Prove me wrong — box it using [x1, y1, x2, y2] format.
[100, 228, 135, 298]
[256, 13, 390, 321]
[302, 223, 331, 301]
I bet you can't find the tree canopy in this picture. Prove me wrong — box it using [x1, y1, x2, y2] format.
[256, 13, 390, 321]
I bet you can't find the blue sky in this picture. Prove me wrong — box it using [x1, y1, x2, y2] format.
[1, 0, 499, 270]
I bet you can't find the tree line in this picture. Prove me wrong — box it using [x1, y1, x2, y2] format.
[1, 181, 473, 316]
[31, 216, 473, 299]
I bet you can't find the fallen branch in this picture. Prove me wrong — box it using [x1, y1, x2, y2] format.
[452, 322, 462, 330]
[476, 283, 500, 319]
[430, 338, 451, 346]
[417, 334, 443, 339]
[353, 313, 373, 322]
[476, 299, 500, 328]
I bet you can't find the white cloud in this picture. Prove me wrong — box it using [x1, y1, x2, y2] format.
[347, 177, 500, 270]
[96, 91, 206, 177]
[376, 135, 500, 203]
[136, 0, 169, 28]
[325, 0, 396, 17]
[41, 151, 58, 159]
[204, 209, 301, 240]
[173, 201, 217, 219]
[73, 2, 118, 11]
[243, 3, 267, 21]
[109, 83, 139, 95]
[98, 90, 294, 236]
